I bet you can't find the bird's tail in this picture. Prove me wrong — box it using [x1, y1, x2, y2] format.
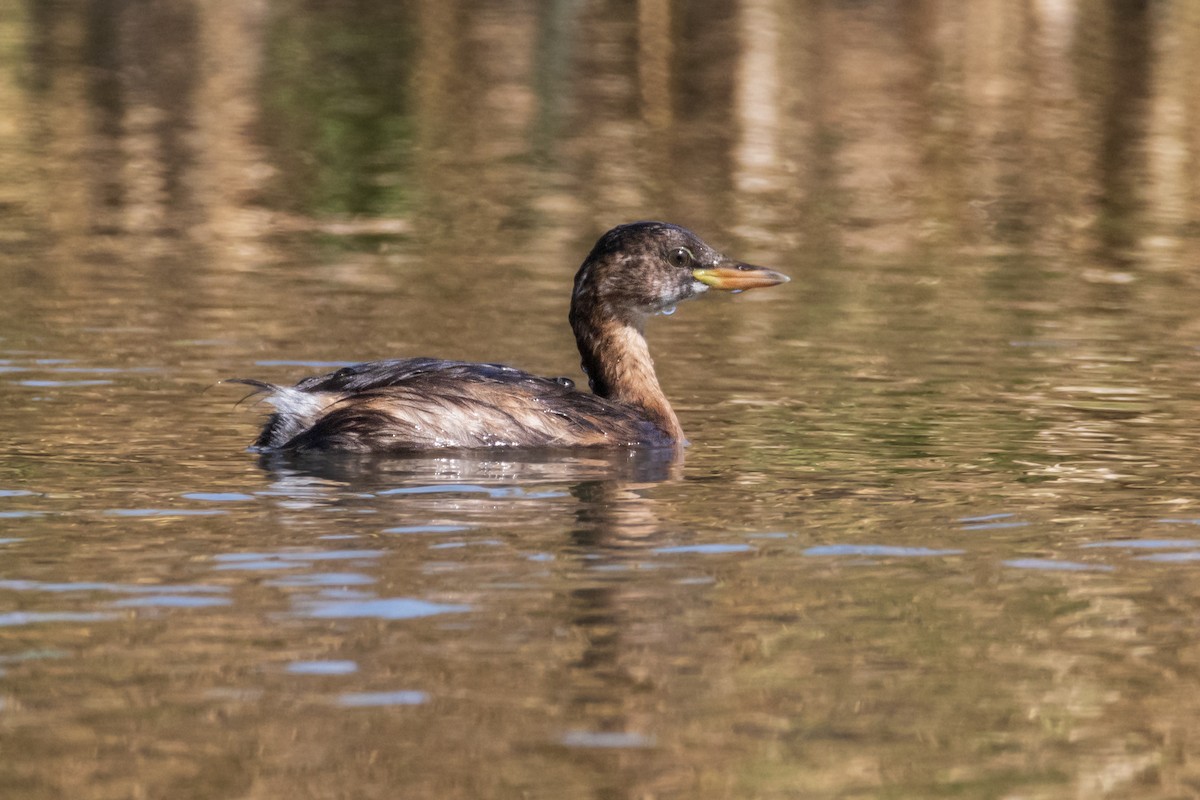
[224, 378, 338, 449]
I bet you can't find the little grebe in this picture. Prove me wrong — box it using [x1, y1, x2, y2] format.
[234, 222, 788, 452]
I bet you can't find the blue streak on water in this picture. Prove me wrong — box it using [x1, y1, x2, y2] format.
[1009, 339, 1072, 348]
[1081, 539, 1200, 549]
[214, 550, 385, 563]
[0, 611, 120, 627]
[296, 597, 471, 620]
[110, 595, 232, 608]
[264, 572, 376, 587]
[337, 690, 427, 707]
[804, 545, 964, 557]
[378, 484, 566, 499]
[0, 538, 24, 545]
[287, 660, 358, 675]
[317, 589, 376, 600]
[106, 509, 228, 517]
[17, 380, 114, 387]
[0, 490, 35, 497]
[1136, 551, 1200, 563]
[652, 544, 755, 555]
[182, 492, 256, 502]
[958, 513, 1016, 522]
[1003, 558, 1114, 572]
[0, 511, 44, 519]
[0, 579, 228, 595]
[383, 525, 470, 534]
[36, 366, 124, 374]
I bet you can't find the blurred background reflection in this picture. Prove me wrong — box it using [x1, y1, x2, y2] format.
[3, 1, 1200, 798]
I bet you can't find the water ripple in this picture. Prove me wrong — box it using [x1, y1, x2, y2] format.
[804, 544, 964, 558]
[1136, 552, 1200, 563]
[110, 595, 232, 608]
[560, 730, 656, 749]
[211, 550, 385, 573]
[295, 597, 471, 620]
[337, 690, 427, 707]
[264, 572, 376, 587]
[1003, 558, 1113, 572]
[287, 660, 358, 675]
[384, 524, 471, 534]
[182, 492, 256, 503]
[1082, 539, 1200, 550]
[378, 484, 566, 499]
[653, 543, 755, 555]
[0, 579, 228, 595]
[17, 379, 114, 387]
[0, 611, 120, 627]
[106, 508, 228, 517]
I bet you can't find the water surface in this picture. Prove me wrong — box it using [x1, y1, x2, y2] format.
[3, 1, 1200, 798]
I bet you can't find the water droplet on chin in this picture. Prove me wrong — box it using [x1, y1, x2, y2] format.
[730, 289, 744, 295]
[659, 306, 677, 316]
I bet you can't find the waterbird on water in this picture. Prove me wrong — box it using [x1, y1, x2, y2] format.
[232, 222, 789, 452]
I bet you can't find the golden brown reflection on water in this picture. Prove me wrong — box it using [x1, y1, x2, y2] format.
[4, 0, 1200, 797]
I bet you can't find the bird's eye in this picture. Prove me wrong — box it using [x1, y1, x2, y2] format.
[668, 248, 693, 268]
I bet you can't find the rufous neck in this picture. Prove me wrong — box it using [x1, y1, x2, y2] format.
[570, 300, 684, 442]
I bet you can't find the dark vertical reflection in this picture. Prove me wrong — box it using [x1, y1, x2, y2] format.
[22, 0, 55, 94]
[1094, 0, 1153, 266]
[531, 0, 582, 163]
[260, 0, 416, 216]
[794, 0, 843, 263]
[80, 0, 125, 224]
[671, 0, 737, 229]
[560, 454, 683, 798]
[567, 0, 646, 225]
[122, 0, 201, 236]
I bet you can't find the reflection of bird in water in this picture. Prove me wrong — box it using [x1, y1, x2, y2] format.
[233, 222, 788, 452]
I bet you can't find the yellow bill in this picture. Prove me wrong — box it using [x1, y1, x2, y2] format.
[693, 263, 790, 291]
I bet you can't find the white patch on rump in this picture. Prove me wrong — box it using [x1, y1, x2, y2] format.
[264, 387, 342, 427]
